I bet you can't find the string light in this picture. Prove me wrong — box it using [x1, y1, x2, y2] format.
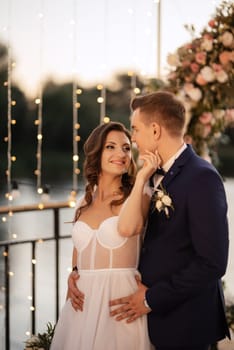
[35, 0, 45, 193]
[4, 0, 19, 239]
[71, 0, 81, 198]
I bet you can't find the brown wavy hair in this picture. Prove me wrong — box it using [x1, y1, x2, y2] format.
[74, 122, 136, 221]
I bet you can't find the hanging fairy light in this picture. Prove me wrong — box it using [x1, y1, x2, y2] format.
[97, 84, 107, 124]
[127, 5, 141, 98]
[70, 0, 81, 199]
[34, 1, 44, 195]
[97, 0, 109, 125]
[3, 0, 18, 239]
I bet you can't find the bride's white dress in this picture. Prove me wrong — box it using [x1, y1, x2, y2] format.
[50, 213, 152, 350]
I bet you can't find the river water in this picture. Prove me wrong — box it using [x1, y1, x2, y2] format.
[0, 178, 233, 349]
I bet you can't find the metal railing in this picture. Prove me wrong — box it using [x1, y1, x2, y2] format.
[0, 201, 72, 350]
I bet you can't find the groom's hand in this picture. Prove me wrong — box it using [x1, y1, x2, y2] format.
[67, 271, 84, 311]
[109, 279, 150, 323]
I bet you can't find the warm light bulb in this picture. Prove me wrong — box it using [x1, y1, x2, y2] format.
[76, 89, 82, 94]
[97, 84, 103, 90]
[35, 98, 40, 104]
[75, 123, 80, 129]
[134, 87, 141, 94]
[103, 116, 110, 123]
[97, 97, 104, 103]
[37, 187, 43, 194]
[37, 134, 43, 140]
[73, 155, 79, 162]
[11, 119, 16, 125]
[75, 135, 80, 141]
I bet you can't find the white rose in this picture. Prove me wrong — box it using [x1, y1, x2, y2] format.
[155, 200, 163, 211]
[201, 38, 213, 51]
[216, 70, 228, 83]
[161, 195, 172, 206]
[200, 66, 215, 82]
[156, 190, 164, 199]
[220, 31, 233, 47]
[167, 53, 180, 67]
[187, 87, 202, 102]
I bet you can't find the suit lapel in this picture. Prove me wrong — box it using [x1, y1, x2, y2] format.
[162, 144, 195, 188]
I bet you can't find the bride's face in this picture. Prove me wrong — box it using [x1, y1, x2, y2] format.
[100, 130, 132, 176]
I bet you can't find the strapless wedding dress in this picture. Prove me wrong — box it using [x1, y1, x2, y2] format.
[50, 214, 152, 350]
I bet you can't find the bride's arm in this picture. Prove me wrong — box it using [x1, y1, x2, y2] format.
[118, 151, 159, 237]
[66, 247, 78, 300]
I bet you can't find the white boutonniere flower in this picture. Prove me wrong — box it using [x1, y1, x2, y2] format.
[152, 184, 174, 218]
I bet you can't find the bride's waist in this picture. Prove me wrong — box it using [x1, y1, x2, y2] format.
[78, 267, 139, 274]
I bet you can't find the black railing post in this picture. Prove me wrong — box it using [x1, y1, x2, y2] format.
[54, 208, 60, 320]
[4, 245, 10, 350]
[31, 241, 36, 334]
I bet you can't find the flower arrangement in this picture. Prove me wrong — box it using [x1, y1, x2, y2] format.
[24, 322, 55, 350]
[152, 184, 174, 218]
[166, 1, 234, 162]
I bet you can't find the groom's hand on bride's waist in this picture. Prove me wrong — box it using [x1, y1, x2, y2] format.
[109, 279, 151, 323]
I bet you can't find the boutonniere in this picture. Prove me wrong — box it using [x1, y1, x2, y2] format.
[152, 183, 174, 218]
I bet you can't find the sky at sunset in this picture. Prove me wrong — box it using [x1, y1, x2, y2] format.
[0, 0, 225, 97]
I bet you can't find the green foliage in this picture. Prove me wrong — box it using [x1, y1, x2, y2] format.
[24, 322, 55, 350]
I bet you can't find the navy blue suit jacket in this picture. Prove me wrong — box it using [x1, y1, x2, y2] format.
[139, 145, 230, 347]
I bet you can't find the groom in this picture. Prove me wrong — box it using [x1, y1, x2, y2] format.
[109, 91, 230, 350]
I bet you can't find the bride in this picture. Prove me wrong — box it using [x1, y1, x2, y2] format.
[50, 121, 154, 350]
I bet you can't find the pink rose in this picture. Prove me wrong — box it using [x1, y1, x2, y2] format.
[195, 52, 207, 65]
[208, 20, 216, 28]
[219, 51, 231, 65]
[212, 63, 222, 72]
[190, 63, 200, 73]
[199, 112, 213, 125]
[196, 74, 207, 86]
[182, 60, 191, 67]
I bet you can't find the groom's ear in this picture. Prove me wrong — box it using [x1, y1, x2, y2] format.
[152, 122, 161, 140]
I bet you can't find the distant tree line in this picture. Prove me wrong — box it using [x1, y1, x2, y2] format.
[0, 40, 233, 188]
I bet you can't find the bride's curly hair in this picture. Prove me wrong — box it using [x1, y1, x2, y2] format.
[74, 122, 136, 221]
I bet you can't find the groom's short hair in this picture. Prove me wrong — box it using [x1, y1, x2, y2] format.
[130, 91, 186, 136]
